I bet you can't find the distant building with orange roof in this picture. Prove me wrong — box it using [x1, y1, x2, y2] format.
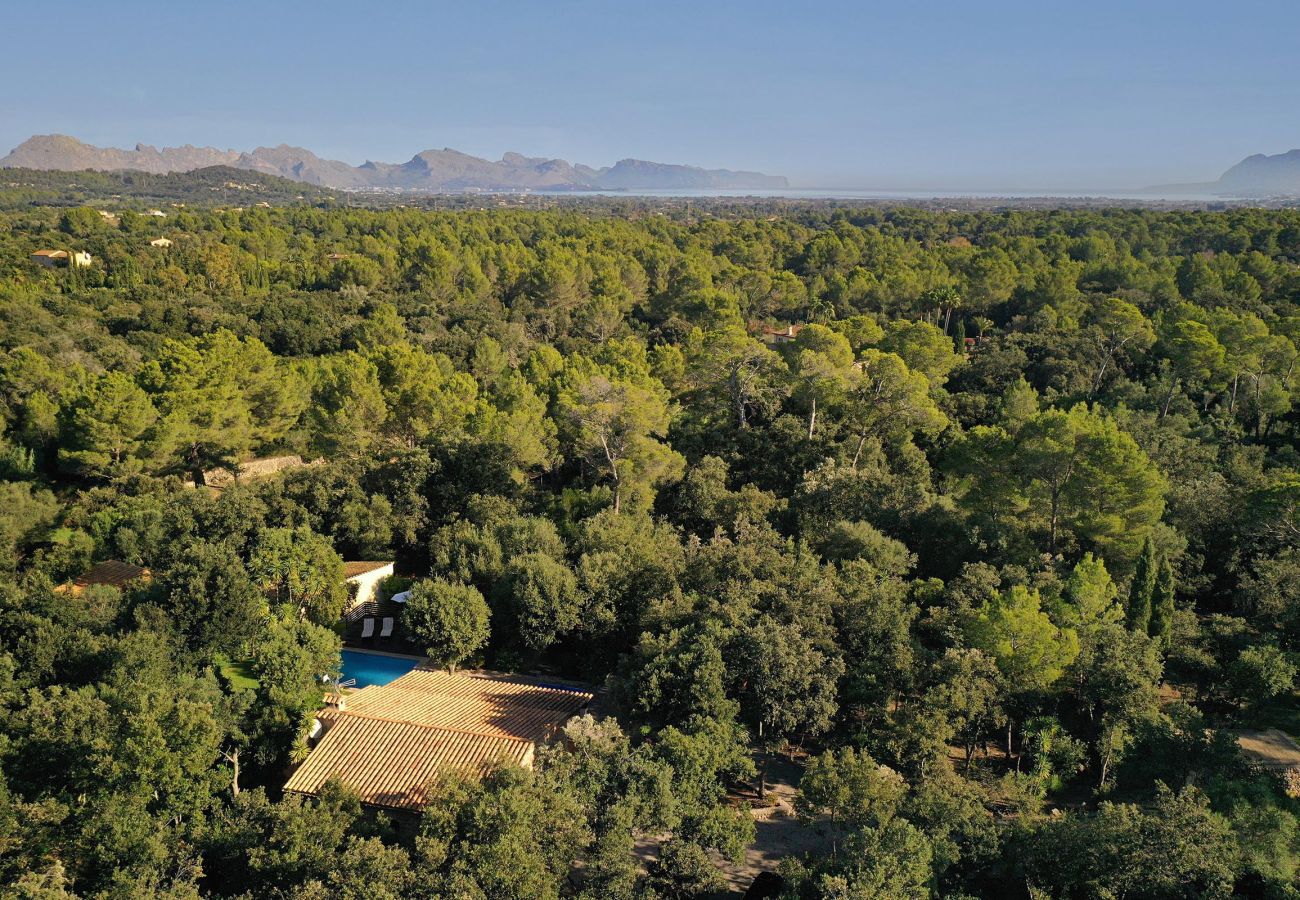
[759, 323, 804, 345]
[58, 560, 151, 595]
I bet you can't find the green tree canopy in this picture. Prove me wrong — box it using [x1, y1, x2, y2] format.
[250, 525, 346, 625]
[559, 372, 684, 514]
[402, 578, 490, 671]
[950, 404, 1164, 566]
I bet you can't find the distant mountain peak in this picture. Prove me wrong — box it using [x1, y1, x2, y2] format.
[0, 134, 788, 193]
[2, 134, 241, 175]
[1215, 148, 1300, 197]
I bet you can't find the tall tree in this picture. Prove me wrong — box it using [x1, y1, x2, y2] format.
[1158, 317, 1225, 419]
[920, 284, 962, 333]
[158, 541, 267, 656]
[559, 373, 684, 514]
[1126, 537, 1158, 633]
[57, 372, 158, 479]
[682, 325, 787, 430]
[1073, 623, 1162, 787]
[788, 324, 855, 439]
[880, 319, 962, 384]
[1062, 552, 1123, 633]
[368, 343, 478, 446]
[1148, 557, 1176, 644]
[498, 551, 581, 651]
[965, 584, 1079, 757]
[140, 330, 305, 479]
[1086, 297, 1155, 398]
[796, 747, 907, 856]
[966, 585, 1080, 694]
[301, 352, 387, 458]
[842, 350, 947, 469]
[950, 404, 1164, 565]
[733, 616, 843, 797]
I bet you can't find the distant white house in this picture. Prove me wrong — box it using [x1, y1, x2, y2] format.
[31, 249, 92, 268]
[149, 237, 173, 248]
[146, 209, 167, 217]
[760, 323, 804, 345]
[343, 561, 395, 619]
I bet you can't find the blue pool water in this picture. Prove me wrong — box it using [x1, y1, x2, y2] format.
[340, 649, 422, 688]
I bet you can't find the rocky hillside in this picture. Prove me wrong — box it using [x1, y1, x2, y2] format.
[1, 134, 239, 174]
[1216, 149, 1300, 196]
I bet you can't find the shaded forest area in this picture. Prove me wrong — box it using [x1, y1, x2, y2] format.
[3, 198, 1300, 898]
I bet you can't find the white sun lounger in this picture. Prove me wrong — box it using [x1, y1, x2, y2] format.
[360, 618, 375, 639]
[379, 617, 394, 638]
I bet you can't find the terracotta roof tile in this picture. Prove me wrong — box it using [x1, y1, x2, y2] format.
[284, 714, 531, 809]
[342, 670, 594, 741]
[343, 561, 394, 579]
[71, 560, 149, 590]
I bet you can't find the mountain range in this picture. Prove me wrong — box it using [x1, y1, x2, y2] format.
[0, 134, 788, 193]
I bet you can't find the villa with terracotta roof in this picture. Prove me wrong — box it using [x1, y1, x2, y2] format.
[30, 249, 93, 268]
[284, 667, 594, 811]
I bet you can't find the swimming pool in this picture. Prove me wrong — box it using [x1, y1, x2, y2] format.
[340, 649, 423, 688]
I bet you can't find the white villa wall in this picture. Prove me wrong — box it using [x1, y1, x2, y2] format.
[345, 564, 394, 614]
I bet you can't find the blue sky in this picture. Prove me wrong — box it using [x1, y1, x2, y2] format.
[2, 0, 1296, 189]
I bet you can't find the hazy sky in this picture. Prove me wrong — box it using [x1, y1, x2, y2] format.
[2, 0, 1297, 189]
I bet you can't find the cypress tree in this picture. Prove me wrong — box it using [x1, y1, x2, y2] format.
[1126, 536, 1157, 632]
[1149, 558, 1176, 643]
[954, 317, 967, 354]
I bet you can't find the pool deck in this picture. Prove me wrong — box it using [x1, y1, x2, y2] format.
[341, 602, 423, 656]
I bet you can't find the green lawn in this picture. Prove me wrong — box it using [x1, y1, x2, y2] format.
[215, 653, 260, 692]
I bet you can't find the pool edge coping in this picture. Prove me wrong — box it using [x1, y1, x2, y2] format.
[341, 647, 428, 662]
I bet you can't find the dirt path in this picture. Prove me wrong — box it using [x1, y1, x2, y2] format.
[714, 754, 827, 897]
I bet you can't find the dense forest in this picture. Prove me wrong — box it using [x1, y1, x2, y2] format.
[0, 167, 341, 212]
[3, 196, 1300, 899]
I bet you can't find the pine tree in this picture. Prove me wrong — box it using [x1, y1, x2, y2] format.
[1148, 558, 1176, 644]
[1126, 536, 1157, 632]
